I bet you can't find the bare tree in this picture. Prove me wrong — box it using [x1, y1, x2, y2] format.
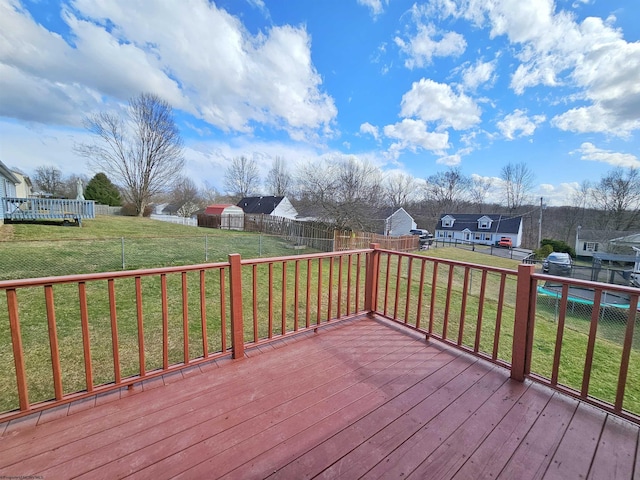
[384, 172, 416, 208]
[170, 175, 203, 217]
[33, 165, 63, 196]
[76, 92, 185, 216]
[200, 181, 221, 205]
[500, 162, 535, 210]
[469, 176, 494, 212]
[424, 167, 471, 213]
[265, 157, 292, 197]
[591, 168, 640, 230]
[297, 156, 383, 230]
[224, 156, 260, 198]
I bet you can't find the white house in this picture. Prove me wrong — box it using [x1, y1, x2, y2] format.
[0, 161, 20, 225]
[434, 213, 523, 247]
[384, 207, 417, 236]
[237, 196, 298, 220]
[11, 170, 32, 198]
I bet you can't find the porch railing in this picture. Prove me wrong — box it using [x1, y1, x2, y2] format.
[1, 244, 639, 424]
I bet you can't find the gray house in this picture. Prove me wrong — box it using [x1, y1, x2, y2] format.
[576, 229, 640, 258]
[434, 213, 523, 247]
[384, 207, 417, 236]
[0, 160, 20, 225]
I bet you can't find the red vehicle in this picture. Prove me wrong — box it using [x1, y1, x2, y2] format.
[498, 237, 513, 248]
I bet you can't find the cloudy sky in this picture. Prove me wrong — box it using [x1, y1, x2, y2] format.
[1, 0, 639, 205]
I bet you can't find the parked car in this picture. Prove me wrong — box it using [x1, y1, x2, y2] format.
[409, 229, 430, 238]
[542, 252, 573, 276]
[497, 237, 512, 248]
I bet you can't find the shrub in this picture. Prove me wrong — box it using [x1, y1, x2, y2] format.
[541, 238, 575, 258]
[120, 203, 153, 217]
[535, 244, 553, 260]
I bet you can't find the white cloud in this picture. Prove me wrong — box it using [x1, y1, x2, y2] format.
[400, 79, 482, 130]
[435, 0, 640, 137]
[497, 109, 546, 139]
[395, 23, 466, 69]
[436, 154, 461, 166]
[572, 142, 640, 168]
[359, 122, 380, 140]
[0, 0, 336, 140]
[460, 59, 497, 91]
[357, 0, 386, 17]
[383, 119, 449, 158]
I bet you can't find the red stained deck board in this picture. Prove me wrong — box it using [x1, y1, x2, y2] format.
[273, 354, 480, 480]
[128, 338, 433, 479]
[543, 402, 607, 480]
[78, 347, 416, 480]
[1, 322, 359, 452]
[405, 378, 530, 480]
[225, 348, 464, 480]
[494, 392, 578, 480]
[587, 415, 639, 480]
[452, 381, 555, 479]
[360, 366, 510, 480]
[0, 316, 638, 480]
[5, 323, 399, 477]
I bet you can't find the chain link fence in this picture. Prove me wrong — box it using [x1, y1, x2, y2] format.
[0, 234, 336, 281]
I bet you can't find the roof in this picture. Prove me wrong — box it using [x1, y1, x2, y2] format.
[436, 213, 522, 234]
[0, 160, 20, 184]
[204, 204, 242, 215]
[237, 196, 284, 215]
[385, 207, 415, 221]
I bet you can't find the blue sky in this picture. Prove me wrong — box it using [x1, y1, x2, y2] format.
[1, 0, 639, 205]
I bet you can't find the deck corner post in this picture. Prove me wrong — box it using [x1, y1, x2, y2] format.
[364, 243, 381, 314]
[511, 263, 536, 382]
[228, 253, 245, 359]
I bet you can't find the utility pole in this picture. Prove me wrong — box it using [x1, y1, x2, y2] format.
[538, 196, 543, 248]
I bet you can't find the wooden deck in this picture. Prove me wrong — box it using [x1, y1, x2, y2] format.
[1, 315, 638, 479]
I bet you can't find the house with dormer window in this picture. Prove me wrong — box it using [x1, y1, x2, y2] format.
[434, 213, 523, 247]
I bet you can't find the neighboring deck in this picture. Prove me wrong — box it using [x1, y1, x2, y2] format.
[1, 315, 638, 479]
[1, 197, 95, 224]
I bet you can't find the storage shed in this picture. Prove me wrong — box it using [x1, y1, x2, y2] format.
[201, 204, 244, 230]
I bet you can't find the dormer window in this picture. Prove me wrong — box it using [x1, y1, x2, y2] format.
[441, 215, 455, 228]
[477, 216, 492, 229]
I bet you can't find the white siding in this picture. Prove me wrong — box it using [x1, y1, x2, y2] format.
[272, 197, 298, 219]
[386, 208, 416, 236]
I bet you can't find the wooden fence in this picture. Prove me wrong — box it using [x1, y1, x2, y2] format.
[198, 213, 420, 253]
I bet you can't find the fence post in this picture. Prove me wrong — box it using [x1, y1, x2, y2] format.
[365, 243, 381, 314]
[228, 254, 245, 359]
[511, 264, 536, 381]
[121, 237, 125, 270]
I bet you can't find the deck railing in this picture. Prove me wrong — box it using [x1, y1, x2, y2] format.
[1, 244, 639, 424]
[2, 197, 95, 221]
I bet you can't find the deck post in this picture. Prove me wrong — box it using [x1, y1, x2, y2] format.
[364, 243, 381, 314]
[511, 264, 535, 381]
[228, 254, 245, 359]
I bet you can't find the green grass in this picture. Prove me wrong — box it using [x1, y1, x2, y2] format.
[0, 216, 318, 280]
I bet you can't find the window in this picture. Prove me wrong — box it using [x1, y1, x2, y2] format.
[442, 218, 453, 227]
[479, 220, 490, 229]
[474, 233, 481, 240]
[584, 242, 599, 252]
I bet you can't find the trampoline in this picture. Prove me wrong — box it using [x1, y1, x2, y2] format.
[537, 282, 632, 309]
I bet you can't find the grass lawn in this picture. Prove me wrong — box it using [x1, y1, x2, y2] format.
[0, 216, 318, 280]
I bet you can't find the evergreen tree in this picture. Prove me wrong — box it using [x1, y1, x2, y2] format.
[85, 172, 122, 206]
